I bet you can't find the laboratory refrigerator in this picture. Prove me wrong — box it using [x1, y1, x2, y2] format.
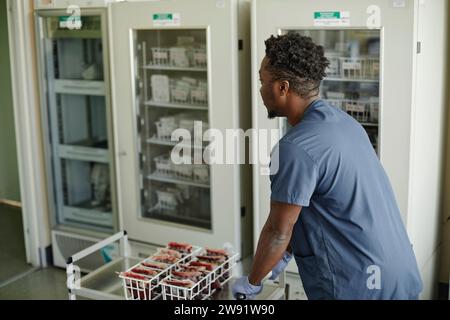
[34, 5, 119, 268]
[251, 0, 448, 287]
[110, 0, 253, 258]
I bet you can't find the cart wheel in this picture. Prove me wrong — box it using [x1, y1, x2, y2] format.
[284, 283, 290, 300]
[236, 293, 246, 300]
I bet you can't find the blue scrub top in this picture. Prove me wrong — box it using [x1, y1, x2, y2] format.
[270, 99, 423, 300]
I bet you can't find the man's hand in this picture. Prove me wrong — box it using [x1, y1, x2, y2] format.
[269, 251, 293, 280]
[231, 276, 263, 300]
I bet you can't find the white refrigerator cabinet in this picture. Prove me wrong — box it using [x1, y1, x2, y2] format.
[251, 0, 447, 299]
[110, 0, 253, 257]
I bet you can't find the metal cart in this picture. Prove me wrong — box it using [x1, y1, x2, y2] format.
[66, 231, 287, 300]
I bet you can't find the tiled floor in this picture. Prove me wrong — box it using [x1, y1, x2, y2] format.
[0, 205, 34, 284]
[0, 267, 68, 300]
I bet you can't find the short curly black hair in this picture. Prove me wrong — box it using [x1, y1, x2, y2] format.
[265, 32, 329, 98]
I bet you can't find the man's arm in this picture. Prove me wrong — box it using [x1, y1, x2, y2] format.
[248, 201, 301, 285]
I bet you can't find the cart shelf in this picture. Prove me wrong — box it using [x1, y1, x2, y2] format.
[67, 232, 286, 300]
[72, 257, 285, 300]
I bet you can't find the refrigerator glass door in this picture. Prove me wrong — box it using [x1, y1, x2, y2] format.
[134, 29, 211, 230]
[281, 29, 381, 153]
[38, 11, 115, 233]
[111, 0, 244, 249]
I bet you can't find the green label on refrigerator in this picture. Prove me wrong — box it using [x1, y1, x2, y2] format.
[314, 11, 350, 27]
[59, 16, 82, 29]
[314, 12, 341, 19]
[153, 13, 181, 27]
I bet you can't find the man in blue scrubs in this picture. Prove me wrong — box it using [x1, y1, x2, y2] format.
[232, 33, 422, 300]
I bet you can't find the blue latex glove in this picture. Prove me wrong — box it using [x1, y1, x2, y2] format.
[231, 276, 263, 300]
[269, 251, 293, 280]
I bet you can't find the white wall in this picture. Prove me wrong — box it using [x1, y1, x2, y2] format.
[408, 0, 448, 299]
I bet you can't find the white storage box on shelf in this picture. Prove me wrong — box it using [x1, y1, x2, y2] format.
[155, 122, 175, 141]
[151, 75, 170, 103]
[173, 163, 193, 180]
[170, 47, 190, 67]
[192, 48, 208, 68]
[154, 113, 207, 142]
[324, 51, 341, 77]
[191, 82, 208, 105]
[325, 92, 346, 110]
[342, 100, 370, 123]
[170, 81, 191, 104]
[154, 155, 173, 175]
[155, 116, 178, 140]
[325, 96, 379, 124]
[151, 47, 170, 66]
[339, 57, 380, 80]
[155, 189, 181, 211]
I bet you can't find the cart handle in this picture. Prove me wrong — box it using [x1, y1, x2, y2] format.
[235, 271, 286, 300]
[66, 231, 129, 300]
[66, 230, 128, 265]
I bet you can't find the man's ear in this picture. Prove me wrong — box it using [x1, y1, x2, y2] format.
[279, 80, 290, 96]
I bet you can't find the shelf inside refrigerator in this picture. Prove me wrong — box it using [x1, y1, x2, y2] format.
[54, 79, 106, 96]
[147, 173, 210, 189]
[360, 123, 379, 127]
[144, 100, 208, 111]
[63, 204, 113, 228]
[143, 65, 207, 72]
[147, 137, 206, 149]
[58, 144, 109, 163]
[146, 208, 211, 231]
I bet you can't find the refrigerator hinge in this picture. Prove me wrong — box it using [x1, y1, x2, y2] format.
[137, 115, 142, 133]
[238, 39, 243, 51]
[140, 190, 146, 205]
[417, 41, 422, 54]
[139, 154, 146, 170]
[241, 206, 246, 217]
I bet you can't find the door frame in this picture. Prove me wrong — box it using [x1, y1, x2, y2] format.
[7, 0, 50, 268]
